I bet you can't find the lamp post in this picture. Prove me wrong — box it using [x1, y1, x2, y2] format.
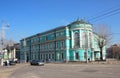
[0, 20, 10, 66]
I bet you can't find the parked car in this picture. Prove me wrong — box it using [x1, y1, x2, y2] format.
[9, 60, 16, 65]
[30, 60, 44, 66]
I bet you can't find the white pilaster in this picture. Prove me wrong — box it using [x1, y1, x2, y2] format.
[71, 31, 74, 48]
[13, 48, 16, 59]
[80, 29, 82, 48]
[87, 32, 89, 49]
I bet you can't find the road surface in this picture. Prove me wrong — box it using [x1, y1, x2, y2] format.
[9, 63, 120, 78]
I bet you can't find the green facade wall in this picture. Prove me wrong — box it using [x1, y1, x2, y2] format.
[20, 19, 106, 62]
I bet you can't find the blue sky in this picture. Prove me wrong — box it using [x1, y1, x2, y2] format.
[0, 0, 120, 45]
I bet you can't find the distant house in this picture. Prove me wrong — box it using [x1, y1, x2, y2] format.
[20, 19, 106, 62]
[3, 43, 20, 62]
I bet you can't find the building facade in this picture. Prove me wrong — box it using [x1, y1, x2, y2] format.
[0, 43, 20, 66]
[20, 19, 106, 62]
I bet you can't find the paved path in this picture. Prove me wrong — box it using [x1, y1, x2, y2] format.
[8, 63, 120, 78]
[0, 63, 28, 78]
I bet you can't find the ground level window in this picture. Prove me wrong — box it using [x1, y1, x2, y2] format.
[40, 54, 42, 59]
[46, 54, 48, 61]
[49, 54, 51, 59]
[62, 53, 64, 59]
[84, 52, 87, 59]
[75, 52, 79, 59]
[52, 54, 54, 59]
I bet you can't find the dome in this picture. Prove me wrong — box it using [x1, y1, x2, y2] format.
[70, 18, 86, 25]
[68, 18, 92, 29]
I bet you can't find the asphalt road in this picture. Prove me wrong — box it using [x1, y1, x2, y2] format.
[9, 63, 120, 78]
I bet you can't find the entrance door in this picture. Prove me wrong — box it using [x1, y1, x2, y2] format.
[94, 51, 99, 61]
[75, 52, 79, 60]
[46, 54, 48, 62]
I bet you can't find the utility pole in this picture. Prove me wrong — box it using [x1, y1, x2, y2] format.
[1, 20, 9, 49]
[0, 20, 9, 66]
[84, 19, 88, 63]
[1, 21, 5, 50]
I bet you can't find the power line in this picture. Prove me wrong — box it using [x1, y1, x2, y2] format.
[87, 6, 120, 22]
[91, 11, 120, 22]
[112, 33, 120, 35]
[87, 5, 120, 20]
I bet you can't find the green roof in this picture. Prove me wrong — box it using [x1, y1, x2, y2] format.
[68, 18, 91, 26]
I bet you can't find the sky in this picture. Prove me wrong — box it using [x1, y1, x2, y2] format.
[0, 0, 120, 46]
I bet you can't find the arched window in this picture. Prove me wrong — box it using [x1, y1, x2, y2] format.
[89, 33, 92, 48]
[74, 32, 80, 48]
[82, 32, 85, 48]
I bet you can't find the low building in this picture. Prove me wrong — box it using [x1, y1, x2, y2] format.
[7, 43, 20, 61]
[3, 43, 20, 61]
[20, 19, 106, 62]
[0, 43, 20, 65]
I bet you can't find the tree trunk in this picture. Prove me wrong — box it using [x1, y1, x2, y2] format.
[100, 47, 103, 61]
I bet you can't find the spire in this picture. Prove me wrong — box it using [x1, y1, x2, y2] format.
[77, 17, 80, 21]
[81, 17, 85, 23]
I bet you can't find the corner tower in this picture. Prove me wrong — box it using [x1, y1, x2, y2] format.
[67, 18, 93, 61]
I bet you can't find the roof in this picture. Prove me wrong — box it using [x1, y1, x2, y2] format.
[68, 18, 90, 26]
[6, 43, 20, 50]
[20, 18, 92, 41]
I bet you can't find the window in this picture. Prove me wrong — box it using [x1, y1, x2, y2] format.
[46, 44, 48, 50]
[51, 34, 54, 38]
[74, 32, 80, 47]
[61, 32, 64, 36]
[61, 41, 64, 48]
[56, 42, 59, 48]
[40, 54, 43, 59]
[84, 52, 87, 59]
[61, 53, 64, 59]
[56, 33, 59, 37]
[75, 52, 79, 59]
[49, 44, 50, 50]
[49, 54, 51, 59]
[51, 43, 53, 50]
[46, 54, 48, 60]
[89, 33, 92, 48]
[46, 36, 48, 41]
[82, 32, 85, 48]
[52, 54, 54, 59]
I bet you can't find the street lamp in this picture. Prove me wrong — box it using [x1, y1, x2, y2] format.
[0, 20, 10, 66]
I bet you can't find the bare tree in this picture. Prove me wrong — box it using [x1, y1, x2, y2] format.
[4, 39, 16, 47]
[94, 24, 112, 60]
[112, 44, 120, 59]
[5, 39, 16, 60]
[107, 44, 120, 59]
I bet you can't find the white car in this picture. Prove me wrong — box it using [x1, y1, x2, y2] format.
[30, 60, 44, 66]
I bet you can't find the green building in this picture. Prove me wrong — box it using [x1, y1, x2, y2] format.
[20, 19, 106, 62]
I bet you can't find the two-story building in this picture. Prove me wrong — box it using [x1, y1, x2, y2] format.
[20, 19, 106, 62]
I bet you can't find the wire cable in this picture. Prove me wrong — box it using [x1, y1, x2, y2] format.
[88, 7, 120, 21]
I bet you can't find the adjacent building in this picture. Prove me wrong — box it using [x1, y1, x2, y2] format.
[0, 43, 20, 65]
[20, 19, 106, 62]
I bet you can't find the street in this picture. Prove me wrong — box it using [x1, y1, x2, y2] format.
[7, 63, 120, 78]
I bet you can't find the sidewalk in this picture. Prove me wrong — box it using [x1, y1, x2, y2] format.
[0, 63, 28, 78]
[0, 66, 15, 78]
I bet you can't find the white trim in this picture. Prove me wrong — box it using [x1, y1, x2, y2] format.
[71, 31, 74, 48]
[87, 32, 89, 48]
[56, 29, 65, 33]
[70, 28, 92, 31]
[79, 30, 81, 48]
